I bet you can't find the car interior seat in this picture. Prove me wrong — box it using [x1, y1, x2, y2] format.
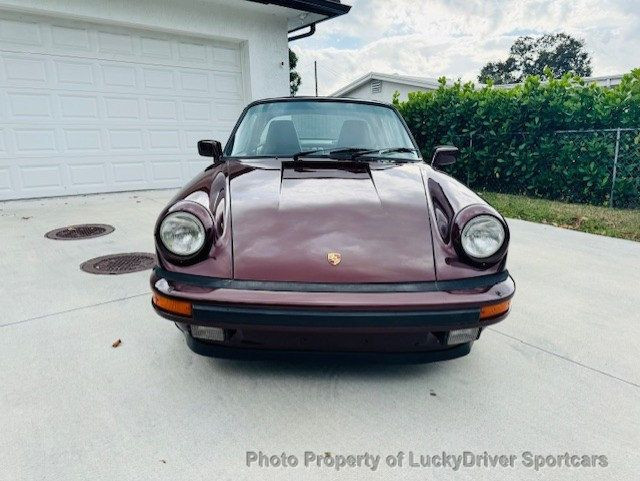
[261, 120, 301, 156]
[337, 119, 372, 148]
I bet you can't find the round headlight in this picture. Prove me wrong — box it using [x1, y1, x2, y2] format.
[461, 215, 505, 259]
[159, 212, 206, 256]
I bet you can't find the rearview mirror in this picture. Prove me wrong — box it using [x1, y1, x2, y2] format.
[431, 145, 458, 169]
[198, 140, 223, 162]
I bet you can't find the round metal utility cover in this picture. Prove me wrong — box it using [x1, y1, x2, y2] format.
[80, 252, 156, 275]
[45, 224, 114, 240]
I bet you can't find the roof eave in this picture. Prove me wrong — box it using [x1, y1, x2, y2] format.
[330, 72, 373, 97]
[248, 0, 351, 32]
[330, 72, 442, 97]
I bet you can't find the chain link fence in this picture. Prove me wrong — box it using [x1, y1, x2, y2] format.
[438, 127, 640, 209]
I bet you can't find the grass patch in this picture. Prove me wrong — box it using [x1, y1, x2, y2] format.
[480, 192, 640, 242]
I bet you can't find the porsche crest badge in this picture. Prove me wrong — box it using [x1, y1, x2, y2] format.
[327, 252, 342, 266]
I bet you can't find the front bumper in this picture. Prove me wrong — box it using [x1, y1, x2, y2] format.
[183, 334, 474, 363]
[151, 267, 515, 361]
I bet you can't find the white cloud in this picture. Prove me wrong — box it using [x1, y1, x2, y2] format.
[291, 0, 640, 96]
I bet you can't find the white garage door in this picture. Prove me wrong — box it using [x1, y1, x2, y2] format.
[0, 12, 246, 200]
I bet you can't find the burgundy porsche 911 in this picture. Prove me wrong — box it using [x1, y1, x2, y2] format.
[150, 97, 515, 362]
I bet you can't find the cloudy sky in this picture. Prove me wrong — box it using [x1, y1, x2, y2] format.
[291, 0, 640, 96]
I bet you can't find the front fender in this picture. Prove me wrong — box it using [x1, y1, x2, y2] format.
[154, 163, 233, 278]
[421, 165, 510, 280]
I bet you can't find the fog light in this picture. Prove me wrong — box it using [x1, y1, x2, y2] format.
[191, 325, 224, 342]
[446, 327, 479, 345]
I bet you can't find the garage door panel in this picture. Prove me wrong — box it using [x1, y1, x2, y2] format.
[54, 59, 95, 86]
[0, 18, 42, 46]
[3, 55, 47, 84]
[64, 128, 102, 151]
[68, 162, 107, 187]
[177, 41, 208, 62]
[104, 96, 140, 119]
[142, 67, 175, 91]
[214, 100, 244, 122]
[184, 159, 209, 180]
[0, 166, 11, 192]
[7, 92, 53, 118]
[148, 129, 181, 151]
[59, 95, 99, 119]
[183, 129, 215, 150]
[0, 13, 242, 73]
[14, 128, 57, 153]
[1, 95, 242, 128]
[51, 24, 91, 52]
[102, 63, 137, 88]
[145, 99, 178, 121]
[112, 160, 146, 184]
[108, 129, 144, 151]
[140, 37, 172, 60]
[214, 72, 243, 98]
[1, 52, 240, 97]
[182, 101, 211, 121]
[1, 154, 214, 198]
[152, 160, 182, 182]
[180, 71, 209, 92]
[20, 163, 63, 190]
[0, 11, 245, 200]
[2, 124, 234, 155]
[213, 45, 241, 66]
[97, 31, 135, 55]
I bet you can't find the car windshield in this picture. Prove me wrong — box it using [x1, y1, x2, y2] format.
[225, 100, 420, 160]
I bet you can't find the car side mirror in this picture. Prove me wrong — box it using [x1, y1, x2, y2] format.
[198, 140, 223, 162]
[431, 145, 458, 169]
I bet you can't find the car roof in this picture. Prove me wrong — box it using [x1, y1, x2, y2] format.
[246, 96, 394, 108]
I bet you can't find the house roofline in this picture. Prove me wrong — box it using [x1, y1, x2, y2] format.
[330, 71, 442, 97]
[583, 74, 624, 82]
[248, 0, 351, 33]
[488, 73, 625, 89]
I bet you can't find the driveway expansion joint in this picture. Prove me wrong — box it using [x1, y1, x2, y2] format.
[488, 327, 640, 389]
[1, 292, 150, 328]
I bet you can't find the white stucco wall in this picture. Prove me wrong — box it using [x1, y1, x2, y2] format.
[0, 0, 290, 100]
[341, 80, 436, 103]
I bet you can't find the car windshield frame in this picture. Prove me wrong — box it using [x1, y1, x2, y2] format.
[223, 98, 422, 161]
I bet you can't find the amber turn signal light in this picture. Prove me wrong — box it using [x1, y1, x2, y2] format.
[152, 292, 192, 317]
[480, 299, 511, 320]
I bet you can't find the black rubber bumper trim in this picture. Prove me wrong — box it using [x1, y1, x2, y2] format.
[191, 304, 480, 328]
[153, 267, 509, 293]
[184, 333, 473, 364]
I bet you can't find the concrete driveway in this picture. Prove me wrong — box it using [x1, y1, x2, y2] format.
[1, 191, 638, 481]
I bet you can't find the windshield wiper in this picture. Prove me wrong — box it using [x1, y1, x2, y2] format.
[352, 147, 419, 160]
[325, 147, 377, 157]
[292, 147, 370, 161]
[292, 150, 321, 161]
[331, 147, 420, 160]
[292, 147, 419, 162]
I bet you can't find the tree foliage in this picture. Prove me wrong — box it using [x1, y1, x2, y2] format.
[394, 69, 640, 208]
[479, 33, 592, 84]
[289, 48, 301, 96]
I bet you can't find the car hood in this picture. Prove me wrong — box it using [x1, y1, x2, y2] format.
[229, 159, 436, 283]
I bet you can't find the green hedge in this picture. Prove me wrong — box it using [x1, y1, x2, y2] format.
[394, 68, 640, 208]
